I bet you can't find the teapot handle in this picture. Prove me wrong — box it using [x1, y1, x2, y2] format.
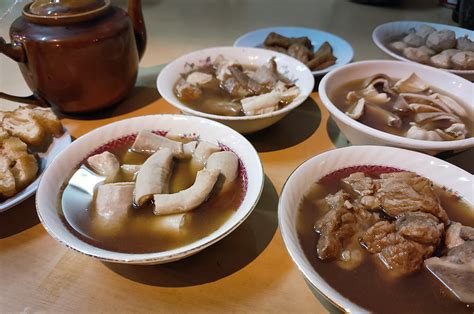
[0, 37, 46, 106]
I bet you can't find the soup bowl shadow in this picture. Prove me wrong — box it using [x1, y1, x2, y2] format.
[102, 175, 279, 287]
[246, 97, 321, 153]
[0, 196, 40, 238]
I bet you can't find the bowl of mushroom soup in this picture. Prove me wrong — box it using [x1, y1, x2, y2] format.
[319, 60, 474, 154]
[36, 115, 264, 264]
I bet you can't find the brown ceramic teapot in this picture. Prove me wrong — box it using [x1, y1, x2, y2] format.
[0, 0, 146, 114]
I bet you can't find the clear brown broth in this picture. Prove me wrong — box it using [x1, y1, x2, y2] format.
[59, 136, 245, 253]
[331, 78, 473, 139]
[296, 166, 474, 313]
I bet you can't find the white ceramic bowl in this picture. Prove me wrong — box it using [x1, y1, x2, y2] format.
[157, 47, 314, 134]
[319, 60, 474, 154]
[373, 21, 474, 81]
[279, 145, 474, 313]
[36, 115, 264, 264]
[233, 26, 354, 76]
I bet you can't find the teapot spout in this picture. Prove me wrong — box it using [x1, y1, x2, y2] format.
[0, 37, 26, 63]
[128, 0, 147, 60]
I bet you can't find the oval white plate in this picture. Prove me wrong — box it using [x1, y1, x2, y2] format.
[36, 115, 264, 264]
[373, 21, 474, 81]
[279, 145, 474, 313]
[0, 130, 72, 212]
[157, 46, 314, 134]
[234, 26, 354, 76]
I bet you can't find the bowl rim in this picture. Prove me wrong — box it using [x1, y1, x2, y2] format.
[372, 20, 474, 75]
[157, 46, 315, 121]
[233, 25, 355, 76]
[318, 59, 474, 150]
[278, 145, 474, 313]
[35, 114, 265, 264]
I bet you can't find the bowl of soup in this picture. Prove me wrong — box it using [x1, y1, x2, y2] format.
[157, 47, 314, 134]
[36, 115, 264, 264]
[279, 145, 474, 313]
[318, 60, 474, 154]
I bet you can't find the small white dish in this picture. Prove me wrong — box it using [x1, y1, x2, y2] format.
[318, 60, 474, 154]
[278, 145, 474, 313]
[234, 26, 354, 76]
[36, 115, 264, 265]
[0, 130, 72, 212]
[373, 21, 474, 81]
[157, 46, 314, 134]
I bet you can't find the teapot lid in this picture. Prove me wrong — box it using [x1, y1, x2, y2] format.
[24, 0, 111, 24]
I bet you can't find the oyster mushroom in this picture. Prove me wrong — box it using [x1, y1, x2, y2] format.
[400, 93, 453, 114]
[394, 73, 430, 93]
[345, 98, 365, 120]
[362, 74, 394, 93]
[408, 103, 443, 113]
[365, 104, 402, 128]
[406, 124, 443, 141]
[444, 123, 467, 139]
[392, 95, 410, 113]
[431, 93, 468, 118]
[414, 111, 461, 125]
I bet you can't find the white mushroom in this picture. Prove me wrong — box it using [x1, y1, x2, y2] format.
[406, 124, 443, 141]
[131, 130, 183, 156]
[134, 148, 174, 206]
[186, 72, 213, 85]
[206, 151, 239, 190]
[241, 91, 281, 115]
[403, 33, 425, 47]
[426, 30, 456, 52]
[153, 168, 220, 216]
[87, 151, 120, 183]
[345, 98, 365, 120]
[394, 73, 430, 93]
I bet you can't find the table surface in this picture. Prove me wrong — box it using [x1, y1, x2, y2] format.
[1, 1, 472, 312]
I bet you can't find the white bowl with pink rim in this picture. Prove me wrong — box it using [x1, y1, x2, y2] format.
[318, 60, 474, 155]
[35, 114, 264, 265]
[278, 145, 474, 313]
[157, 46, 315, 134]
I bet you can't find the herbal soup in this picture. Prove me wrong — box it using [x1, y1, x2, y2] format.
[60, 130, 246, 253]
[296, 166, 474, 313]
[332, 73, 472, 141]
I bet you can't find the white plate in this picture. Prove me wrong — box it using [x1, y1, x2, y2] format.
[234, 26, 354, 76]
[157, 46, 314, 134]
[373, 21, 474, 81]
[279, 145, 474, 313]
[0, 130, 72, 212]
[36, 114, 264, 264]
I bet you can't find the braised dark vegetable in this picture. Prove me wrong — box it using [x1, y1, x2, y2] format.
[263, 32, 337, 70]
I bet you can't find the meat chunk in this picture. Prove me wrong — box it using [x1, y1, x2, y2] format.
[361, 212, 443, 275]
[341, 172, 375, 197]
[446, 222, 474, 249]
[374, 172, 448, 222]
[287, 43, 313, 64]
[425, 240, 474, 304]
[395, 211, 443, 245]
[264, 32, 313, 49]
[251, 57, 280, 87]
[176, 79, 202, 100]
[314, 200, 358, 260]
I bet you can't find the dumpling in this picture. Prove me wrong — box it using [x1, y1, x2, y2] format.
[389, 41, 408, 52]
[456, 35, 474, 52]
[426, 30, 456, 52]
[451, 51, 474, 70]
[402, 33, 424, 48]
[430, 53, 451, 69]
[416, 25, 436, 40]
[403, 46, 435, 64]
